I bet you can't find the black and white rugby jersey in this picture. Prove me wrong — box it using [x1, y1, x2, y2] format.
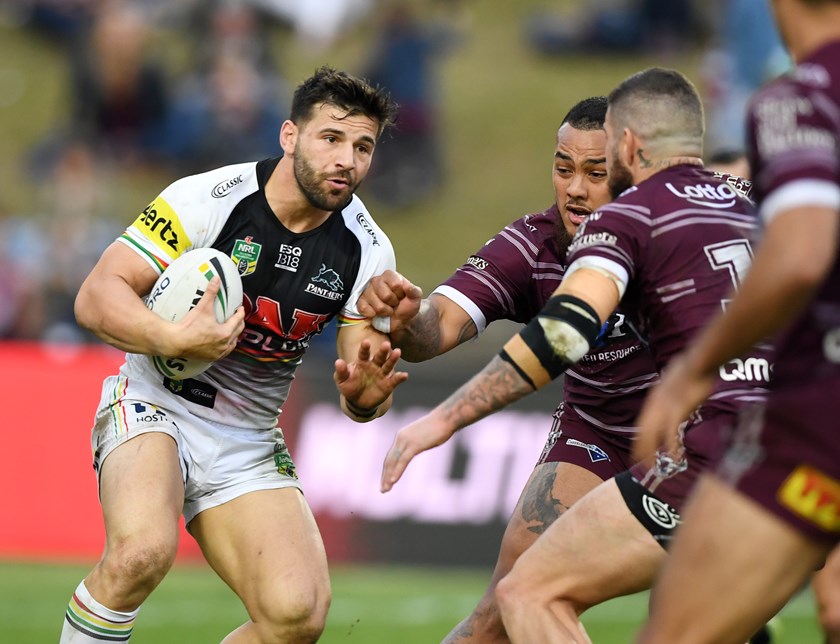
[116, 156, 396, 428]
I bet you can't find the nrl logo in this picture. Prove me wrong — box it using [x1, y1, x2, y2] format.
[232, 236, 261, 276]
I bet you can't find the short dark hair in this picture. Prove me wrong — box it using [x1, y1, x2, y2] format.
[608, 67, 704, 149]
[707, 148, 746, 166]
[290, 66, 398, 138]
[561, 97, 608, 131]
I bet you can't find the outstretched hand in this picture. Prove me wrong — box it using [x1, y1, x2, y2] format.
[334, 339, 408, 411]
[357, 270, 423, 332]
[633, 355, 715, 465]
[381, 410, 455, 492]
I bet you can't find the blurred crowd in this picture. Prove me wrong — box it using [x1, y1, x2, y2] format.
[0, 0, 787, 343]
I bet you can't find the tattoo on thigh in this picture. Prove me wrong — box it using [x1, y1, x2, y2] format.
[521, 469, 569, 535]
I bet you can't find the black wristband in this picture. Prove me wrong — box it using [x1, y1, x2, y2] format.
[499, 349, 537, 390]
[345, 398, 379, 419]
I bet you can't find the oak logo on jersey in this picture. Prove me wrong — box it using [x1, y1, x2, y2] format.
[779, 465, 840, 531]
[134, 198, 190, 259]
[275, 243, 302, 273]
[232, 236, 262, 276]
[355, 212, 379, 246]
[211, 174, 244, 198]
[306, 264, 344, 301]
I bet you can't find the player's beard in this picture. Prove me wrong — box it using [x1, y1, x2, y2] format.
[293, 146, 357, 212]
[608, 156, 635, 200]
[553, 218, 575, 257]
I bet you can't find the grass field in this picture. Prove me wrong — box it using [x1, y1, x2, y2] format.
[0, 560, 822, 642]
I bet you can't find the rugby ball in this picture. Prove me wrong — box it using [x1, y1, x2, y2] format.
[145, 247, 243, 380]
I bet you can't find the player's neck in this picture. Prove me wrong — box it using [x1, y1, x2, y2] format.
[786, 16, 840, 62]
[635, 156, 703, 183]
[266, 158, 333, 233]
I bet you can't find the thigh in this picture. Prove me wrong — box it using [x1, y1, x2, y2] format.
[189, 487, 329, 612]
[491, 461, 603, 583]
[512, 478, 665, 612]
[99, 431, 185, 546]
[643, 475, 828, 644]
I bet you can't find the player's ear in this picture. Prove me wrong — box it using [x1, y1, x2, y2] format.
[621, 127, 637, 167]
[279, 120, 298, 155]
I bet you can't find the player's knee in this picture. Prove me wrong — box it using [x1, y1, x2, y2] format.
[251, 585, 331, 643]
[102, 537, 177, 594]
[495, 571, 530, 620]
[818, 600, 840, 638]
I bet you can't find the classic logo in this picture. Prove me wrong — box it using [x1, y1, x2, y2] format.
[779, 465, 840, 531]
[565, 438, 609, 463]
[665, 182, 738, 209]
[467, 256, 488, 270]
[211, 174, 243, 198]
[355, 212, 379, 246]
[232, 236, 261, 276]
[275, 243, 302, 273]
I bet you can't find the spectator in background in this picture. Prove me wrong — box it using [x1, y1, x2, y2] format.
[13, 0, 96, 44]
[162, 0, 289, 172]
[702, 0, 790, 152]
[67, 2, 171, 166]
[362, 3, 459, 208]
[2, 140, 120, 343]
[524, 0, 701, 56]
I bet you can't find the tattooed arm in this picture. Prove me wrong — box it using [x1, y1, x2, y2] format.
[389, 294, 478, 362]
[380, 354, 535, 492]
[357, 269, 478, 362]
[379, 267, 621, 492]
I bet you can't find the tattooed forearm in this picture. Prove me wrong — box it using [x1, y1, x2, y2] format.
[439, 355, 534, 431]
[390, 299, 445, 361]
[391, 299, 478, 362]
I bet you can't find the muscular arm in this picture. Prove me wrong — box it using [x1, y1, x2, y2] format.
[389, 293, 478, 362]
[420, 268, 620, 432]
[75, 242, 244, 360]
[380, 267, 621, 490]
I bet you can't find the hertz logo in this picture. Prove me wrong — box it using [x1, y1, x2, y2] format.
[132, 197, 191, 260]
[779, 465, 840, 531]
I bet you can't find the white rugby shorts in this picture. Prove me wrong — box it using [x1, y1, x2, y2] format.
[91, 375, 302, 524]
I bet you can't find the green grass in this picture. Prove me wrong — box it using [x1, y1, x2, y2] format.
[0, 560, 822, 642]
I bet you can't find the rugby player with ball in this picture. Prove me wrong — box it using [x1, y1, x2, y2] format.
[61, 67, 404, 644]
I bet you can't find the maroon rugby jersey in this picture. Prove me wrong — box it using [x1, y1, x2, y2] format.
[435, 205, 659, 434]
[566, 165, 771, 413]
[746, 41, 840, 386]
